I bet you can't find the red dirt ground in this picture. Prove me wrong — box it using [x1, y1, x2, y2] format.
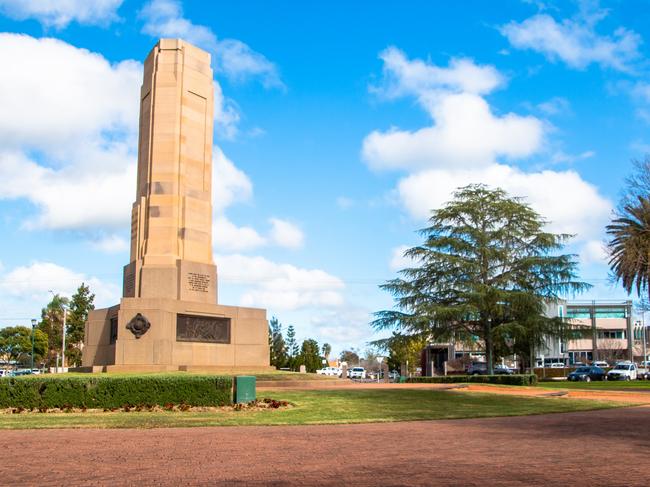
[1, 406, 649, 486]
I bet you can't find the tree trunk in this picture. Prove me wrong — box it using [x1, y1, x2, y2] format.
[486, 321, 494, 375]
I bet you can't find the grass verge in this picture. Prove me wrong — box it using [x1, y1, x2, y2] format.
[0, 388, 626, 430]
[537, 380, 650, 390]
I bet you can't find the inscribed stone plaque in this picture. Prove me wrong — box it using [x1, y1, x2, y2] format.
[176, 313, 230, 343]
[187, 272, 210, 293]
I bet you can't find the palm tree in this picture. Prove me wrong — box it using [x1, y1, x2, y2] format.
[322, 343, 332, 362]
[606, 196, 650, 299]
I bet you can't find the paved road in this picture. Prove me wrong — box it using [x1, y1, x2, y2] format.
[1, 407, 649, 486]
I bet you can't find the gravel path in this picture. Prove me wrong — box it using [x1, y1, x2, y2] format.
[2, 406, 649, 486]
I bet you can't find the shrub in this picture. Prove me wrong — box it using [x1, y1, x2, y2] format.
[0, 375, 232, 409]
[406, 374, 537, 386]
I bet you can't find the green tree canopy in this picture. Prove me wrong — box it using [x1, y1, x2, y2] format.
[38, 293, 69, 367]
[296, 338, 321, 373]
[373, 185, 589, 373]
[66, 283, 95, 367]
[269, 316, 288, 368]
[0, 326, 47, 366]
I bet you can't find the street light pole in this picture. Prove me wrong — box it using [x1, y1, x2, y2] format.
[30, 319, 36, 371]
[61, 307, 67, 373]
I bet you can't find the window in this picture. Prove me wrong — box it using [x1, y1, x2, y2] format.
[598, 330, 626, 340]
[558, 305, 564, 318]
[109, 317, 118, 344]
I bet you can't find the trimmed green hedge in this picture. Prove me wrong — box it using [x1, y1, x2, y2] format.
[0, 375, 232, 409]
[406, 374, 538, 386]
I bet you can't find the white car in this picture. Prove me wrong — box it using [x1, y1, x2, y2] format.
[0, 369, 9, 377]
[607, 362, 637, 381]
[316, 366, 341, 376]
[592, 361, 609, 368]
[548, 363, 565, 368]
[349, 367, 366, 379]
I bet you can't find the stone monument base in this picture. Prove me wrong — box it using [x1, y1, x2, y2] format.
[82, 297, 270, 371]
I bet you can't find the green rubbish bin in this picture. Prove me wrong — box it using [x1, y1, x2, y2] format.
[234, 376, 256, 404]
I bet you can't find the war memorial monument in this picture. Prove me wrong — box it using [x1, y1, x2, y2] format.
[82, 39, 270, 372]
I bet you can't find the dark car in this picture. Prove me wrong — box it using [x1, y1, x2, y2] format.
[567, 366, 606, 382]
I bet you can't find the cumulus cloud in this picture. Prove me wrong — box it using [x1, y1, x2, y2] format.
[140, 0, 284, 89]
[363, 92, 544, 172]
[364, 47, 612, 244]
[215, 254, 345, 311]
[89, 234, 129, 254]
[212, 147, 253, 212]
[500, 8, 641, 72]
[0, 0, 123, 29]
[213, 216, 266, 252]
[397, 164, 611, 240]
[0, 261, 119, 307]
[363, 48, 544, 172]
[0, 33, 140, 151]
[372, 47, 504, 99]
[268, 218, 304, 249]
[579, 239, 609, 266]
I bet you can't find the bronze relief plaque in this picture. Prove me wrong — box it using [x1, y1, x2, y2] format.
[176, 314, 231, 343]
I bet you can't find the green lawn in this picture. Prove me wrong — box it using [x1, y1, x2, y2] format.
[537, 380, 650, 390]
[0, 388, 627, 430]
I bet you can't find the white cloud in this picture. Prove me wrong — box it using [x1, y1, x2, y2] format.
[579, 239, 609, 266]
[310, 308, 375, 345]
[500, 10, 641, 72]
[389, 245, 413, 272]
[269, 218, 304, 249]
[212, 147, 253, 212]
[215, 254, 345, 311]
[364, 47, 612, 244]
[363, 92, 544, 172]
[398, 164, 612, 240]
[213, 216, 266, 252]
[89, 234, 129, 254]
[537, 96, 571, 116]
[0, 34, 140, 151]
[140, 0, 283, 89]
[0, 0, 123, 29]
[372, 47, 504, 99]
[0, 150, 135, 230]
[0, 261, 119, 307]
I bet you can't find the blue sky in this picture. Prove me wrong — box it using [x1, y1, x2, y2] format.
[0, 0, 649, 355]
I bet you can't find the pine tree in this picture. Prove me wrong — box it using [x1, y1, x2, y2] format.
[374, 185, 589, 373]
[269, 316, 288, 368]
[296, 339, 321, 373]
[286, 325, 298, 370]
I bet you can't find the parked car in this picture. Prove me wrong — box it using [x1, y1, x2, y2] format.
[0, 369, 10, 377]
[316, 366, 341, 376]
[467, 362, 487, 375]
[548, 363, 565, 368]
[592, 361, 609, 368]
[607, 362, 638, 381]
[568, 366, 606, 382]
[572, 361, 586, 367]
[349, 367, 366, 379]
[388, 370, 400, 381]
[494, 365, 514, 375]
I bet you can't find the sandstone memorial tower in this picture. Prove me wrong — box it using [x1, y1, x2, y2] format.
[82, 39, 270, 372]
